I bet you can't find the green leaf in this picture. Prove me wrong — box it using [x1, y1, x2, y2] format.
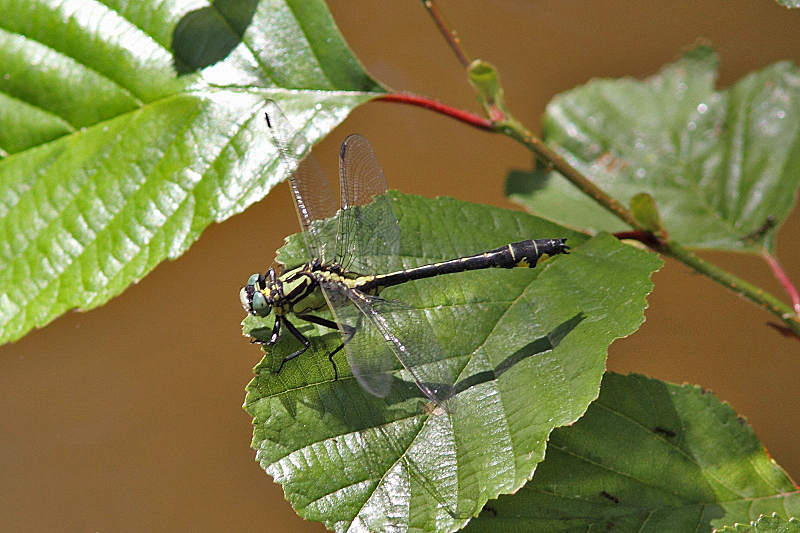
[774, 0, 800, 7]
[507, 45, 800, 253]
[717, 514, 800, 532]
[464, 373, 800, 533]
[0, 0, 385, 343]
[243, 193, 662, 533]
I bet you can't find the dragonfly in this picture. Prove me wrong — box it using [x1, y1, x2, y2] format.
[240, 101, 569, 518]
[241, 104, 570, 407]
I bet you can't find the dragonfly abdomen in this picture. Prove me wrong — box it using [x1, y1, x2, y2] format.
[358, 238, 568, 292]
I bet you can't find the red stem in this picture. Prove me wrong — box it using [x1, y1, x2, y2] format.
[377, 93, 494, 131]
[613, 230, 665, 251]
[761, 250, 800, 316]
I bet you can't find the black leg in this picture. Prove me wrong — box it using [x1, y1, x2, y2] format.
[297, 314, 356, 381]
[298, 314, 340, 330]
[250, 315, 282, 346]
[277, 317, 311, 374]
[269, 315, 282, 344]
[325, 323, 356, 382]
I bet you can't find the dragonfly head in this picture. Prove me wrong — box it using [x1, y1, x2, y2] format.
[553, 238, 570, 255]
[240, 272, 274, 317]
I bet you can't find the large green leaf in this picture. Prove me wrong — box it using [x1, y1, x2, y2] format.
[507, 46, 800, 253]
[464, 373, 800, 533]
[0, 0, 384, 343]
[243, 193, 662, 533]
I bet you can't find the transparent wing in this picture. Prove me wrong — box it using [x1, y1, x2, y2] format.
[325, 284, 394, 399]
[265, 100, 338, 262]
[319, 281, 467, 518]
[267, 104, 467, 516]
[336, 134, 401, 273]
[323, 283, 461, 413]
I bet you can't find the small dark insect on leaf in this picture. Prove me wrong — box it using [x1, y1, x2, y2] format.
[599, 490, 620, 504]
[654, 426, 677, 438]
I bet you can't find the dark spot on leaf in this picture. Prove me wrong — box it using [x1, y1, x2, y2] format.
[654, 426, 676, 438]
[599, 490, 620, 504]
[172, 0, 260, 75]
[741, 214, 776, 242]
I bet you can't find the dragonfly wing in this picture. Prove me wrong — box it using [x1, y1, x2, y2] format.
[339, 134, 389, 210]
[340, 288, 460, 413]
[265, 100, 338, 262]
[319, 281, 466, 519]
[336, 134, 401, 272]
[319, 281, 394, 398]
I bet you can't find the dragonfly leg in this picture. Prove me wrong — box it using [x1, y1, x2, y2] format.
[249, 314, 282, 346]
[277, 317, 311, 374]
[269, 316, 282, 344]
[297, 314, 356, 382]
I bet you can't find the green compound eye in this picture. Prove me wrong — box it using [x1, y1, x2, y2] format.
[247, 273, 262, 290]
[251, 292, 269, 316]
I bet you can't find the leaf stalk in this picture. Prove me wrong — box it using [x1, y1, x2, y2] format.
[664, 241, 800, 337]
[376, 93, 493, 130]
[415, 1, 800, 338]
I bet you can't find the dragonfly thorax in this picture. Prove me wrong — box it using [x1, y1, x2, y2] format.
[240, 264, 329, 318]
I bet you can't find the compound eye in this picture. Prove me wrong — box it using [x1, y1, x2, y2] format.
[247, 273, 262, 290]
[251, 291, 270, 316]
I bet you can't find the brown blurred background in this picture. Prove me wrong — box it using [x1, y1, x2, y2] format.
[2, 1, 800, 531]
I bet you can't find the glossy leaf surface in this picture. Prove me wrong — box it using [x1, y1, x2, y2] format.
[0, 0, 384, 343]
[244, 193, 662, 532]
[507, 46, 800, 253]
